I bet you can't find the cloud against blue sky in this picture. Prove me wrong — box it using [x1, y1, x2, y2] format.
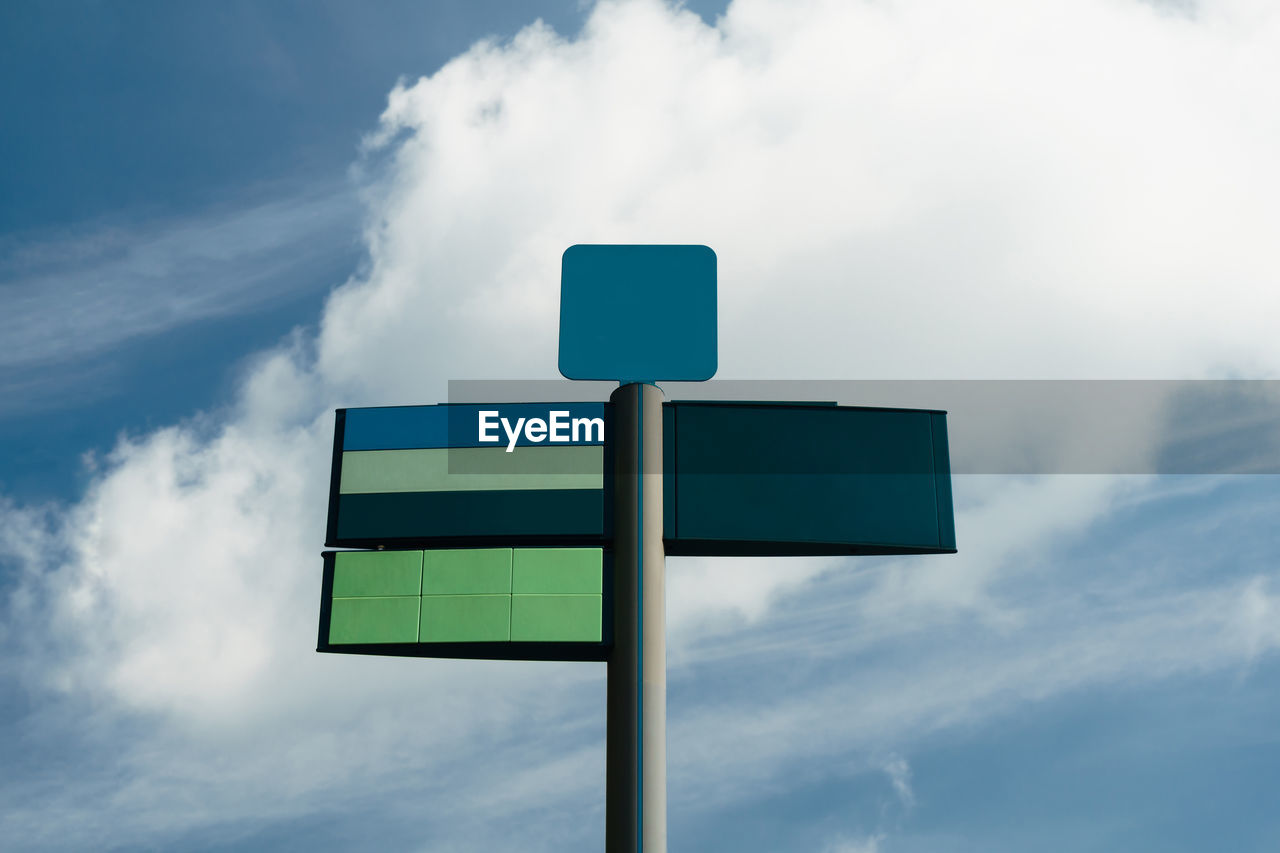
[1, 1, 1278, 850]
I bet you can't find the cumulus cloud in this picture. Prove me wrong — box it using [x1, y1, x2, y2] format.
[2, 0, 1279, 848]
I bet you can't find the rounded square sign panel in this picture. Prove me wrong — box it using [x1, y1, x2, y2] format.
[558, 244, 717, 383]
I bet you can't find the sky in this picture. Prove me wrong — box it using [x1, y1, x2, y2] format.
[1, 0, 1278, 850]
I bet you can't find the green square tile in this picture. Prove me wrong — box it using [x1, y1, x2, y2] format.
[332, 550, 422, 597]
[512, 548, 602, 594]
[422, 548, 511, 595]
[329, 596, 420, 644]
[510, 595, 601, 642]
[420, 595, 511, 643]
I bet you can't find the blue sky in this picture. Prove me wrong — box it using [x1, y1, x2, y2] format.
[2, 1, 1279, 851]
[0, 0, 632, 499]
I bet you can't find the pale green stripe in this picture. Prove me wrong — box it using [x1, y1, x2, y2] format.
[339, 446, 604, 494]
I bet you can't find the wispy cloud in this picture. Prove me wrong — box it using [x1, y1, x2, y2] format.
[880, 756, 914, 811]
[0, 183, 359, 407]
[824, 834, 885, 853]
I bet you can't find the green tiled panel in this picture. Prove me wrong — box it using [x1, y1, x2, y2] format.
[510, 595, 602, 642]
[339, 447, 604, 494]
[329, 596, 420, 644]
[512, 548, 602, 594]
[420, 595, 511, 642]
[422, 548, 511, 595]
[332, 550, 422, 597]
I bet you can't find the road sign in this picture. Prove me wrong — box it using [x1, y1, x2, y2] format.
[326, 403, 607, 548]
[318, 245, 957, 853]
[558, 244, 717, 382]
[321, 402, 612, 661]
[662, 401, 955, 556]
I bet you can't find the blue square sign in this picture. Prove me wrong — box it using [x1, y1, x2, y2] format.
[558, 244, 717, 383]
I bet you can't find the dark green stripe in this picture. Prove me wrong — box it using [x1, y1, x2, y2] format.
[333, 489, 604, 545]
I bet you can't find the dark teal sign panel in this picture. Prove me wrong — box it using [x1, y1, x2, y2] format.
[663, 402, 956, 556]
[558, 244, 717, 382]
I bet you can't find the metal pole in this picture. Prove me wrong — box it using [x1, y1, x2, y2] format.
[606, 382, 666, 853]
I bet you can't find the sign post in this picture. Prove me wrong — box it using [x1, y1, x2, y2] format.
[317, 244, 956, 853]
[606, 381, 667, 852]
[561, 244, 718, 853]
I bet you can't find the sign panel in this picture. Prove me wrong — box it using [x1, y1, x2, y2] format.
[318, 547, 609, 661]
[558, 244, 717, 382]
[663, 401, 956, 556]
[320, 399, 955, 661]
[326, 403, 608, 548]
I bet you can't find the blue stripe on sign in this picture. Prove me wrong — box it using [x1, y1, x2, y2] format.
[342, 403, 607, 451]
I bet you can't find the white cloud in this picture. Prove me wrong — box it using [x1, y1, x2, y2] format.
[2, 0, 1280, 847]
